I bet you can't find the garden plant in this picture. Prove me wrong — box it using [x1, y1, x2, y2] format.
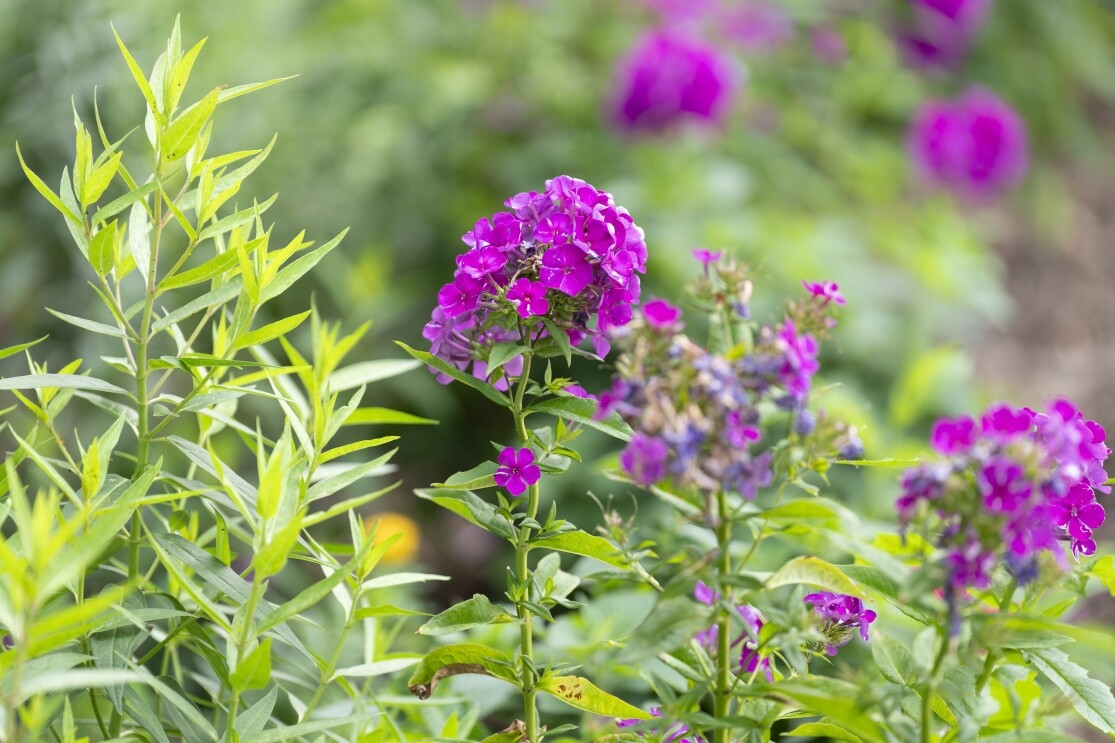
[3, 12, 1115, 743]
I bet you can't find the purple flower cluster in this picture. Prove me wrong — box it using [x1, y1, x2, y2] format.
[423, 176, 647, 385]
[611, 30, 739, 133]
[601, 259, 848, 499]
[803, 591, 877, 656]
[908, 87, 1028, 200]
[898, 400, 1110, 590]
[617, 707, 705, 743]
[692, 582, 772, 680]
[900, 0, 993, 68]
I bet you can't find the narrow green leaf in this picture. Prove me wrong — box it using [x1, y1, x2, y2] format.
[243, 713, 379, 743]
[91, 181, 157, 225]
[362, 572, 450, 591]
[434, 461, 498, 490]
[307, 449, 396, 502]
[259, 228, 347, 303]
[111, 24, 159, 116]
[787, 722, 864, 742]
[87, 220, 117, 276]
[162, 88, 219, 161]
[354, 604, 430, 620]
[417, 594, 517, 636]
[396, 341, 510, 406]
[536, 675, 651, 719]
[766, 556, 864, 598]
[0, 336, 47, 362]
[318, 436, 398, 464]
[414, 488, 514, 539]
[160, 236, 265, 291]
[0, 374, 128, 395]
[407, 643, 517, 699]
[196, 193, 278, 242]
[232, 310, 311, 351]
[1027, 646, 1115, 733]
[216, 76, 296, 104]
[333, 657, 421, 680]
[128, 201, 151, 285]
[872, 633, 916, 686]
[344, 407, 437, 426]
[527, 396, 632, 442]
[15, 142, 82, 225]
[235, 686, 277, 738]
[327, 359, 422, 392]
[151, 278, 240, 333]
[46, 308, 127, 340]
[530, 531, 631, 570]
[230, 637, 271, 692]
[82, 152, 122, 208]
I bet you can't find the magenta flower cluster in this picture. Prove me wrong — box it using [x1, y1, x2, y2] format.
[908, 87, 1028, 200]
[616, 707, 705, 743]
[611, 30, 738, 133]
[803, 591, 877, 656]
[898, 399, 1110, 590]
[423, 176, 647, 385]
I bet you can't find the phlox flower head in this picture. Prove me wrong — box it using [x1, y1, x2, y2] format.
[900, 0, 993, 68]
[424, 176, 647, 385]
[493, 447, 541, 497]
[908, 87, 1028, 201]
[898, 399, 1109, 592]
[611, 29, 739, 133]
[803, 592, 877, 656]
[802, 280, 845, 306]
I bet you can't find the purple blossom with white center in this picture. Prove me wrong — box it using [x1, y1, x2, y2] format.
[505, 279, 549, 319]
[979, 458, 1032, 514]
[1053, 484, 1105, 558]
[437, 274, 484, 318]
[539, 243, 594, 296]
[456, 246, 505, 279]
[908, 88, 1028, 201]
[620, 433, 670, 487]
[611, 29, 738, 133]
[801, 280, 846, 306]
[493, 447, 541, 497]
[803, 592, 877, 656]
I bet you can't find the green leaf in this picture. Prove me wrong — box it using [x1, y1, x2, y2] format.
[235, 686, 277, 739]
[406, 643, 517, 699]
[527, 396, 632, 442]
[530, 531, 631, 570]
[1027, 646, 1115, 733]
[128, 201, 151, 285]
[15, 142, 82, 225]
[259, 228, 348, 303]
[1090, 555, 1115, 596]
[540, 317, 571, 366]
[415, 488, 514, 539]
[739, 678, 886, 743]
[243, 713, 380, 743]
[974, 613, 1074, 651]
[354, 604, 430, 621]
[536, 675, 651, 719]
[230, 637, 271, 692]
[82, 151, 122, 206]
[333, 657, 421, 680]
[328, 359, 422, 392]
[151, 278, 240, 333]
[88, 220, 117, 276]
[196, 193, 278, 242]
[766, 556, 864, 598]
[417, 594, 517, 636]
[434, 461, 498, 490]
[0, 374, 128, 395]
[216, 76, 296, 104]
[344, 407, 437, 426]
[111, 24, 159, 116]
[0, 336, 47, 362]
[621, 596, 713, 662]
[162, 88, 219, 161]
[833, 457, 921, 468]
[46, 309, 128, 340]
[872, 633, 916, 686]
[396, 341, 510, 406]
[486, 342, 528, 376]
[159, 236, 265, 291]
[787, 722, 864, 742]
[90, 181, 158, 225]
[319, 436, 399, 464]
[306, 449, 396, 502]
[980, 730, 1093, 742]
[232, 310, 311, 351]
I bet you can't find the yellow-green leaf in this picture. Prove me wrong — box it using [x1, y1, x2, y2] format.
[536, 675, 651, 719]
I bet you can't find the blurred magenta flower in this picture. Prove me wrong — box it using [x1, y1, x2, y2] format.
[907, 87, 1028, 200]
[720, 1, 794, 53]
[900, 0, 993, 67]
[611, 29, 739, 133]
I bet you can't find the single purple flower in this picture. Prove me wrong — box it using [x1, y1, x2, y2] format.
[620, 433, 670, 487]
[946, 539, 996, 590]
[691, 247, 723, 267]
[980, 403, 1033, 443]
[456, 246, 505, 279]
[506, 279, 550, 319]
[908, 88, 1028, 200]
[643, 298, 683, 329]
[930, 415, 977, 455]
[436, 274, 484, 318]
[804, 592, 877, 655]
[611, 30, 738, 133]
[1053, 484, 1105, 559]
[978, 458, 1033, 514]
[539, 243, 593, 296]
[801, 280, 846, 306]
[777, 320, 820, 401]
[900, 0, 993, 68]
[494, 447, 541, 497]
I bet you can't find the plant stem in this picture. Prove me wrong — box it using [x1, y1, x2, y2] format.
[714, 488, 733, 743]
[974, 577, 1019, 695]
[511, 346, 540, 743]
[226, 579, 265, 739]
[921, 624, 951, 743]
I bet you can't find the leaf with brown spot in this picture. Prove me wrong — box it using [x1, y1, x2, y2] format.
[406, 643, 517, 700]
[535, 675, 651, 719]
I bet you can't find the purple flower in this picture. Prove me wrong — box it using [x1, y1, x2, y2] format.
[494, 447, 541, 497]
[908, 87, 1028, 200]
[930, 415, 977, 455]
[737, 605, 772, 680]
[620, 433, 670, 487]
[803, 592, 877, 656]
[1053, 484, 1105, 559]
[811, 27, 847, 66]
[456, 246, 505, 279]
[776, 320, 820, 401]
[506, 279, 550, 319]
[720, 1, 794, 53]
[539, 243, 593, 296]
[946, 540, 996, 590]
[978, 458, 1033, 514]
[692, 247, 723, 267]
[643, 298, 683, 329]
[437, 274, 484, 318]
[616, 707, 705, 743]
[980, 403, 1033, 443]
[611, 30, 738, 133]
[900, 0, 993, 68]
[801, 280, 846, 306]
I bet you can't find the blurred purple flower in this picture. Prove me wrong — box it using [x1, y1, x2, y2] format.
[720, 1, 795, 53]
[611, 29, 738, 133]
[692, 247, 723, 268]
[900, 0, 993, 68]
[908, 87, 1028, 200]
[620, 433, 670, 487]
[811, 27, 847, 66]
[643, 298, 683, 329]
[801, 280, 845, 306]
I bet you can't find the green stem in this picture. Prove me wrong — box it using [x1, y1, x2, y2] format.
[511, 346, 540, 743]
[713, 489, 733, 743]
[922, 625, 951, 743]
[226, 580, 265, 739]
[974, 578, 1019, 695]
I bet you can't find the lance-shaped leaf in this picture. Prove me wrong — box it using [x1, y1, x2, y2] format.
[0, 374, 128, 395]
[417, 594, 518, 636]
[536, 675, 651, 719]
[766, 556, 864, 598]
[407, 643, 517, 700]
[527, 396, 632, 442]
[530, 530, 632, 570]
[434, 461, 498, 491]
[415, 488, 514, 539]
[1027, 646, 1115, 734]
[396, 341, 510, 406]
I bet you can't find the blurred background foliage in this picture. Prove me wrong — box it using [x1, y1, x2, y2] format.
[3, 0, 1115, 627]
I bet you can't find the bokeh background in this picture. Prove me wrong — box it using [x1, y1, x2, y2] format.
[3, 0, 1115, 653]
